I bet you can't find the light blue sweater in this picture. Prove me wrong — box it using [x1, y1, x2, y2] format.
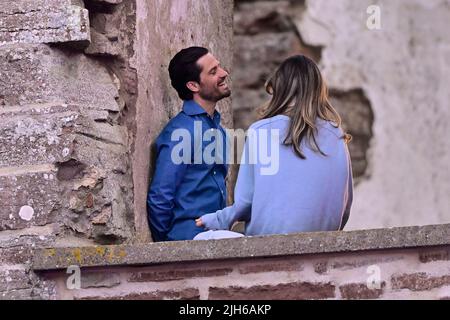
[200, 115, 353, 235]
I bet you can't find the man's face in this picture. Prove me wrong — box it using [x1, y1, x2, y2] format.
[195, 53, 231, 102]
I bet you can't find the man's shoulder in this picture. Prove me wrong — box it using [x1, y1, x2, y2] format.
[156, 111, 195, 143]
[161, 111, 194, 132]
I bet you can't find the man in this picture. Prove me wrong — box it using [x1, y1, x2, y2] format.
[147, 47, 231, 241]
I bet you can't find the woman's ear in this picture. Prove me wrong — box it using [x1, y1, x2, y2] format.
[186, 81, 200, 93]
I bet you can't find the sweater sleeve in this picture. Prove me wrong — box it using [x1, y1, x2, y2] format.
[201, 136, 255, 230]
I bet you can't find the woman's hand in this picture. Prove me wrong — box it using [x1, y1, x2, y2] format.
[195, 218, 204, 227]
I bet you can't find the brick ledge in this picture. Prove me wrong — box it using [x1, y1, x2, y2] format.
[32, 223, 450, 271]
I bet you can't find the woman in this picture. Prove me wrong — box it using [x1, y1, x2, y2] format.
[194, 55, 353, 240]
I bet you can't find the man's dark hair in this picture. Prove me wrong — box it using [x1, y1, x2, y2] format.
[168, 46, 209, 101]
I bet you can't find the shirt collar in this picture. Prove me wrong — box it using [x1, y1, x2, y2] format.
[182, 100, 221, 122]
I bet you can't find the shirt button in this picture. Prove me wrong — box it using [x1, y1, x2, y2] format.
[213, 171, 216, 175]
[210, 128, 215, 132]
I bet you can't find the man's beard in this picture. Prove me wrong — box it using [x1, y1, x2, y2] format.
[199, 86, 231, 102]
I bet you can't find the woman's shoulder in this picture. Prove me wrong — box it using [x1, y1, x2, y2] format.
[317, 118, 344, 138]
[248, 115, 290, 130]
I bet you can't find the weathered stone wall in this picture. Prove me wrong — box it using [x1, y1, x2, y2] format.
[133, 0, 234, 242]
[233, 0, 450, 228]
[32, 225, 450, 300]
[0, 0, 137, 299]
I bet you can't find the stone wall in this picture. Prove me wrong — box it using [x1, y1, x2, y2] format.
[0, 0, 137, 299]
[233, 0, 450, 229]
[32, 224, 450, 300]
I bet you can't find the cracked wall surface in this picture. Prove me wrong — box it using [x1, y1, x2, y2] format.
[0, 0, 136, 299]
[233, 0, 450, 229]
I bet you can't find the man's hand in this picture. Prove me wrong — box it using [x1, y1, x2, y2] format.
[195, 218, 204, 227]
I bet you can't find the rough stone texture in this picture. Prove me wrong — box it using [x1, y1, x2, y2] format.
[339, 282, 386, 300]
[31, 240, 450, 300]
[32, 224, 450, 270]
[0, 1, 137, 299]
[0, 170, 60, 230]
[0, 247, 33, 265]
[81, 272, 121, 288]
[0, 269, 32, 292]
[419, 249, 450, 263]
[77, 288, 200, 300]
[134, 0, 234, 242]
[129, 265, 233, 282]
[0, 104, 79, 167]
[0, 0, 90, 46]
[0, 43, 134, 241]
[294, 0, 450, 229]
[0, 44, 120, 109]
[391, 273, 450, 291]
[209, 282, 336, 300]
[237, 256, 303, 274]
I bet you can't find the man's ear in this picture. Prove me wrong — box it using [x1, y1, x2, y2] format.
[186, 81, 200, 93]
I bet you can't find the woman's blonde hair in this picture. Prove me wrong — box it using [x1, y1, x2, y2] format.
[259, 55, 351, 159]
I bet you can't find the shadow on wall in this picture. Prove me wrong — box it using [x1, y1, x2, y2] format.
[233, 0, 374, 182]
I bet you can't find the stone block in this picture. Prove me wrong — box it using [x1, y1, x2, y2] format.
[0, 104, 79, 167]
[0, 169, 60, 230]
[209, 282, 335, 300]
[0, 0, 90, 46]
[0, 44, 119, 110]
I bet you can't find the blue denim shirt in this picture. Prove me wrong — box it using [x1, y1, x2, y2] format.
[147, 100, 228, 241]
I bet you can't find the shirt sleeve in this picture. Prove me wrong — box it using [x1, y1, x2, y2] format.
[339, 152, 353, 230]
[201, 135, 255, 231]
[147, 128, 188, 241]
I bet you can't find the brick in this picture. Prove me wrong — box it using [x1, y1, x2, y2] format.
[330, 256, 403, 270]
[339, 282, 386, 300]
[0, 0, 90, 46]
[314, 261, 328, 274]
[418, 249, 450, 263]
[391, 273, 450, 291]
[209, 282, 335, 300]
[0, 171, 60, 230]
[237, 257, 303, 274]
[129, 266, 232, 282]
[81, 272, 121, 289]
[77, 288, 200, 300]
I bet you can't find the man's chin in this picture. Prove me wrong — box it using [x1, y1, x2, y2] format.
[221, 89, 231, 98]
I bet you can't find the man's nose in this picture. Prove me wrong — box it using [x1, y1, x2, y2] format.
[219, 67, 229, 78]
